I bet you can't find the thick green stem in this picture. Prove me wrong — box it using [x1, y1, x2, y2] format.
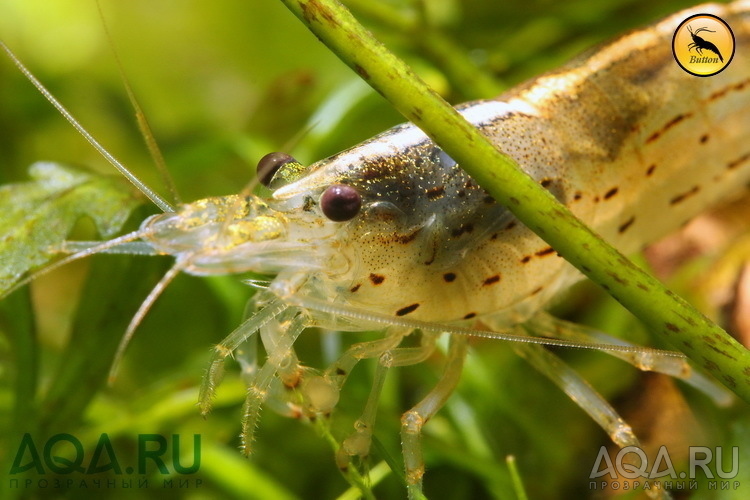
[279, 0, 750, 402]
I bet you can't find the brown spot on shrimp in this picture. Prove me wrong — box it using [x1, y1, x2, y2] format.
[646, 112, 693, 144]
[463, 312, 476, 319]
[482, 275, 500, 286]
[646, 164, 657, 176]
[535, 246, 555, 257]
[369, 273, 385, 285]
[708, 77, 750, 101]
[396, 303, 420, 316]
[425, 185, 445, 199]
[443, 272, 457, 282]
[350, 283, 361, 293]
[603, 187, 619, 200]
[669, 186, 700, 205]
[727, 152, 750, 170]
[618, 216, 636, 234]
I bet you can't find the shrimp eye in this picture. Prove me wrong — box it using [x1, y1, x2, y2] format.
[257, 152, 296, 187]
[321, 184, 361, 221]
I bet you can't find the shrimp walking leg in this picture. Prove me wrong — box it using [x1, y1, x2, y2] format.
[401, 335, 468, 500]
[240, 309, 309, 453]
[335, 330, 438, 470]
[512, 342, 639, 447]
[197, 293, 288, 415]
[526, 312, 733, 406]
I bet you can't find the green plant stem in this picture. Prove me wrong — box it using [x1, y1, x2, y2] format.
[278, 0, 750, 401]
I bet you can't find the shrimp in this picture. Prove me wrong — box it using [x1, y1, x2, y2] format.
[1, 1, 748, 498]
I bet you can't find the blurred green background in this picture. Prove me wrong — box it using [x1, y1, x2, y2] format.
[0, 0, 747, 499]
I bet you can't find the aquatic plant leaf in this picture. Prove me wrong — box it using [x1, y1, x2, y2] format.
[0, 162, 142, 292]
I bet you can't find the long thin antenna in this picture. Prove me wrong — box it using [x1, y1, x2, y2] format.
[0, 228, 154, 300]
[0, 40, 176, 213]
[108, 257, 191, 383]
[96, 0, 182, 206]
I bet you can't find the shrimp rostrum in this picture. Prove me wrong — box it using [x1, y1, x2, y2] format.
[3, 1, 750, 498]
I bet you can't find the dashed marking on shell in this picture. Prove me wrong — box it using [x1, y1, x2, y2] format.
[708, 77, 750, 101]
[699, 134, 709, 144]
[504, 221, 517, 231]
[669, 185, 700, 205]
[482, 275, 501, 286]
[463, 312, 476, 319]
[636, 282, 649, 291]
[395, 229, 420, 244]
[350, 283, 361, 293]
[665, 322, 681, 333]
[723, 375, 737, 389]
[727, 152, 750, 170]
[646, 112, 693, 144]
[646, 164, 657, 177]
[483, 195, 496, 204]
[603, 187, 619, 200]
[509, 197, 520, 205]
[535, 246, 555, 257]
[531, 286, 543, 295]
[396, 303, 420, 316]
[618, 216, 636, 234]
[443, 272, 457, 282]
[425, 185, 445, 199]
[369, 273, 385, 285]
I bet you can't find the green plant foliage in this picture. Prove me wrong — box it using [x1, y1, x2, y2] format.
[0, 162, 141, 293]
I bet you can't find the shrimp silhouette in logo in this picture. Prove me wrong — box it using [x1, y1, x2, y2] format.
[687, 25, 724, 61]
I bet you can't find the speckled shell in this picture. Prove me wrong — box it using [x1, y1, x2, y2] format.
[270, 2, 750, 325]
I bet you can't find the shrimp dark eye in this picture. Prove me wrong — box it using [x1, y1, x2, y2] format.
[257, 152, 296, 187]
[321, 184, 361, 221]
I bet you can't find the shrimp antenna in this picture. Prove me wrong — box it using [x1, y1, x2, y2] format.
[0, 40, 175, 213]
[96, 0, 182, 206]
[0, 228, 155, 301]
[109, 257, 191, 383]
